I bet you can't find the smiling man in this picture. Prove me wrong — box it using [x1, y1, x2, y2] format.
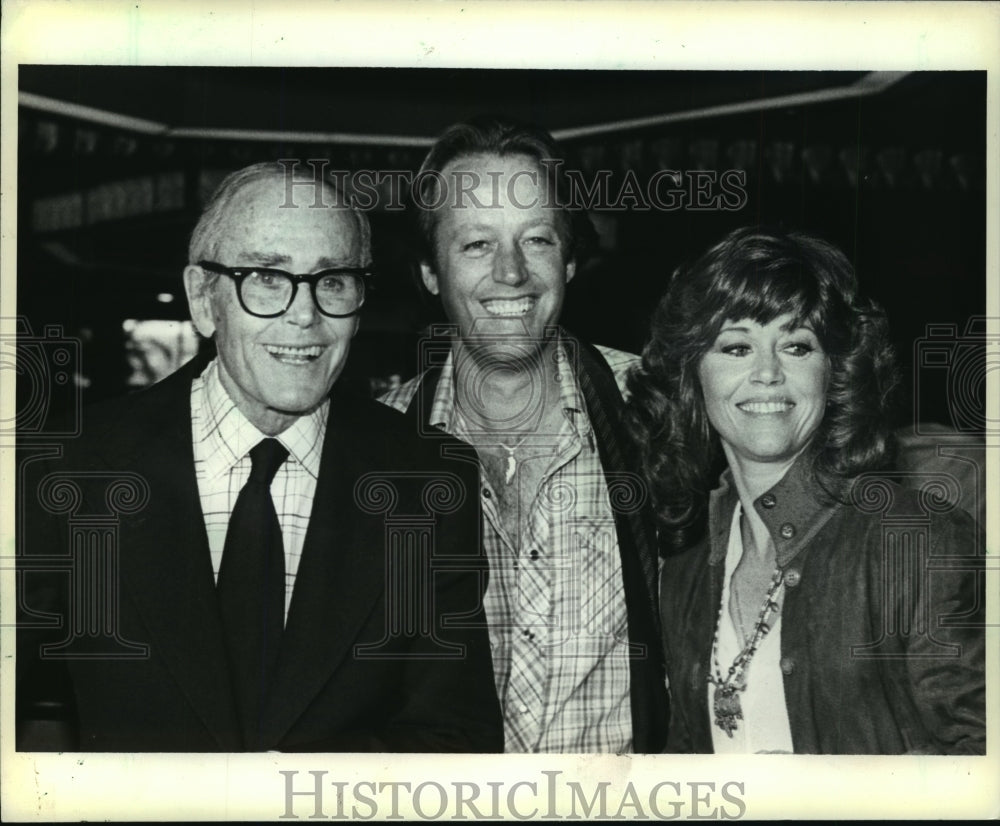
[17, 162, 502, 753]
[382, 118, 669, 753]
[185, 167, 366, 435]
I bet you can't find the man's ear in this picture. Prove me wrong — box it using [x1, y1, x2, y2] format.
[420, 262, 441, 296]
[565, 259, 577, 284]
[183, 265, 217, 338]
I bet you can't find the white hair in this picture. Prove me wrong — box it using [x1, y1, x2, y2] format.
[187, 161, 372, 270]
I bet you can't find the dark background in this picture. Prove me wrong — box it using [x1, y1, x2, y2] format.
[15, 67, 987, 432]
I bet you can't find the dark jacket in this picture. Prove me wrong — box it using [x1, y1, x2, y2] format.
[660, 456, 986, 754]
[17, 357, 503, 752]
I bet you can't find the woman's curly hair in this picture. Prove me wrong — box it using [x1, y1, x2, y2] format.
[624, 227, 899, 553]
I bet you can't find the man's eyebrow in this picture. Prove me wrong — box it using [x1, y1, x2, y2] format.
[237, 252, 292, 266]
[314, 256, 358, 269]
[453, 218, 559, 235]
[235, 253, 358, 270]
[453, 223, 495, 233]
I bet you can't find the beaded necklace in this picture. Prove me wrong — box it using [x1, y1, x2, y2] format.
[708, 568, 785, 738]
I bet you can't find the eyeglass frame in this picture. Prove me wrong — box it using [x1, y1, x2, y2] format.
[197, 260, 374, 319]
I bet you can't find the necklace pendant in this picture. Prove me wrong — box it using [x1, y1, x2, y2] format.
[504, 455, 516, 485]
[713, 684, 743, 738]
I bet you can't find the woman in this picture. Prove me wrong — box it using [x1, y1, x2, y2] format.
[625, 227, 985, 754]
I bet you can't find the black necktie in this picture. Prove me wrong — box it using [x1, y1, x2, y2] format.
[217, 438, 288, 750]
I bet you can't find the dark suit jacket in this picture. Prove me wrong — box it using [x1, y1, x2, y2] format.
[17, 358, 502, 752]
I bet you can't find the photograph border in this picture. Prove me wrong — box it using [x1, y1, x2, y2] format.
[2, 1, 998, 820]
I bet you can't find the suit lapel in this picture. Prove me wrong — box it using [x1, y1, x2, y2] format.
[261, 391, 387, 745]
[113, 365, 242, 750]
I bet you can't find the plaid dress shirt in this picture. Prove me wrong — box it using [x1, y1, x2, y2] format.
[191, 359, 328, 622]
[381, 341, 638, 753]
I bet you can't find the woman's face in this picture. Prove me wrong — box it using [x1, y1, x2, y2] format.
[698, 313, 830, 474]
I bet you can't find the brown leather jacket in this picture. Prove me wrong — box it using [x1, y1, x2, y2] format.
[660, 456, 986, 754]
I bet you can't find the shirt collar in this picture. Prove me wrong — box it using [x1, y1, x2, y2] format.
[707, 452, 846, 568]
[197, 358, 328, 480]
[430, 333, 588, 439]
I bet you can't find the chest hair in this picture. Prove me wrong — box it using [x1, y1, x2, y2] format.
[478, 448, 556, 544]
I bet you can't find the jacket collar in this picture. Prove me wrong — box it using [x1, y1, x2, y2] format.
[707, 453, 846, 568]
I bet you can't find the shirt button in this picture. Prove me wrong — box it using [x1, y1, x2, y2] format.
[780, 657, 796, 675]
[760, 493, 777, 508]
[529, 549, 540, 560]
[482, 487, 492, 499]
[785, 567, 802, 587]
[780, 523, 795, 539]
[519, 704, 529, 714]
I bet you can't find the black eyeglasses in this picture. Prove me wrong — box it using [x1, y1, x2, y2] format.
[198, 261, 373, 318]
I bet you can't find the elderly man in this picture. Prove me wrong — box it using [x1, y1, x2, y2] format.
[382, 118, 669, 753]
[17, 162, 501, 752]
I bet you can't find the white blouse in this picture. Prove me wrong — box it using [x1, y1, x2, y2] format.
[709, 503, 795, 754]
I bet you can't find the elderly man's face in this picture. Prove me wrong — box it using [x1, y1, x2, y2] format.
[184, 177, 362, 435]
[420, 153, 575, 361]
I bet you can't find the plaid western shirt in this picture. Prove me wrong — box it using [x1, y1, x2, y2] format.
[191, 358, 328, 622]
[381, 340, 638, 753]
